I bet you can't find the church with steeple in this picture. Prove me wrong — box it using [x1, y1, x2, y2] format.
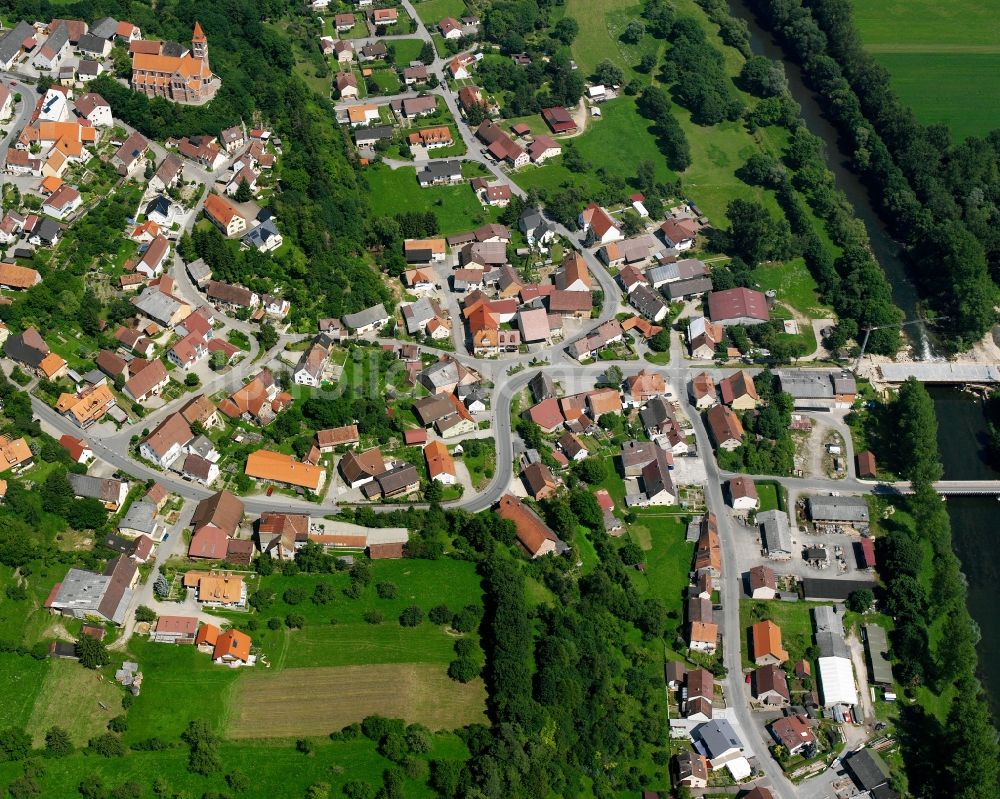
[129, 21, 218, 104]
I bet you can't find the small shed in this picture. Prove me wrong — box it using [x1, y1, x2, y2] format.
[857, 450, 877, 478]
[511, 123, 530, 137]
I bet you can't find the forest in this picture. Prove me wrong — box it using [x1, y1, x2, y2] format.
[746, 0, 999, 350]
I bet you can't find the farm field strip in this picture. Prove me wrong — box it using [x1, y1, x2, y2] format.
[228, 664, 487, 737]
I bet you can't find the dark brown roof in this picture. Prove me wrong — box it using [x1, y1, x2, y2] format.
[190, 491, 244, 537]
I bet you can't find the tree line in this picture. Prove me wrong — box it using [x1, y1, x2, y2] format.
[745, 0, 997, 350]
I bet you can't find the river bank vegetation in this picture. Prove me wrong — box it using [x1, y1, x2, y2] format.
[746, 0, 998, 352]
[876, 379, 999, 798]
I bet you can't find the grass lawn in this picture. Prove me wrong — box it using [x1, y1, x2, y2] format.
[566, 0, 662, 81]
[250, 559, 483, 669]
[752, 257, 833, 320]
[0, 735, 466, 799]
[366, 164, 501, 235]
[0, 562, 65, 646]
[412, 0, 466, 26]
[754, 480, 783, 512]
[0, 653, 49, 729]
[630, 514, 692, 639]
[460, 439, 495, 488]
[26, 659, 122, 746]
[739, 599, 829, 669]
[369, 67, 401, 94]
[122, 639, 243, 744]
[392, 38, 427, 65]
[851, 0, 1000, 139]
[513, 96, 676, 197]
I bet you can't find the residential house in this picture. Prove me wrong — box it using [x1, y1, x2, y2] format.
[363, 464, 420, 500]
[41, 184, 81, 220]
[629, 284, 667, 322]
[68, 474, 128, 510]
[139, 412, 193, 468]
[59, 435, 93, 464]
[706, 404, 743, 450]
[293, 342, 328, 387]
[136, 235, 170, 279]
[343, 303, 389, 335]
[719, 370, 759, 409]
[748, 565, 777, 599]
[753, 664, 790, 706]
[424, 440, 456, 484]
[111, 131, 148, 176]
[203, 193, 247, 237]
[688, 316, 724, 359]
[659, 217, 699, 250]
[3, 328, 49, 370]
[527, 135, 561, 163]
[674, 751, 709, 790]
[624, 369, 667, 407]
[726, 475, 759, 511]
[220, 124, 245, 153]
[770, 715, 816, 757]
[578, 202, 622, 244]
[217, 370, 290, 425]
[123, 359, 169, 403]
[518, 207, 554, 247]
[339, 448, 386, 489]
[689, 372, 717, 408]
[694, 513, 722, 578]
[73, 92, 112, 127]
[0, 436, 33, 474]
[521, 461, 557, 500]
[695, 719, 744, 770]
[689, 621, 718, 654]
[558, 431, 588, 461]
[751, 620, 789, 666]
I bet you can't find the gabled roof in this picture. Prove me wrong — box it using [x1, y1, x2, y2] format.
[191, 491, 244, 537]
[496, 494, 565, 556]
[141, 412, 193, 460]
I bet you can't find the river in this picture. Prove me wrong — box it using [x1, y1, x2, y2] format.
[724, 0, 1000, 718]
[727, 0, 936, 359]
[928, 387, 1000, 719]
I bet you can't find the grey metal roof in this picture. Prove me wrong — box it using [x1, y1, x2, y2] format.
[807, 495, 869, 523]
[879, 362, 1000, 383]
[119, 501, 159, 536]
[77, 32, 107, 54]
[342, 303, 389, 330]
[132, 286, 184, 326]
[758, 509, 792, 555]
[863, 624, 893, 685]
[696, 719, 742, 758]
[0, 22, 35, 67]
[90, 17, 119, 39]
[666, 276, 713, 300]
[419, 160, 462, 182]
[813, 605, 849, 659]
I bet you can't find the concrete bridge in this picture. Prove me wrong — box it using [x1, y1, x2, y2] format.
[872, 481, 1000, 496]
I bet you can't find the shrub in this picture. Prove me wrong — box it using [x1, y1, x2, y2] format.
[376, 581, 398, 600]
[283, 586, 307, 605]
[285, 614, 305, 629]
[399, 606, 424, 627]
[447, 658, 479, 683]
[363, 610, 384, 625]
[428, 604, 451, 625]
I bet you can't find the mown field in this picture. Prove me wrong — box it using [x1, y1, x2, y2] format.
[229, 663, 487, 737]
[26, 659, 121, 746]
[851, 0, 1000, 140]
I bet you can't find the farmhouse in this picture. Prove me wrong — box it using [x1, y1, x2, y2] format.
[497, 494, 568, 558]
